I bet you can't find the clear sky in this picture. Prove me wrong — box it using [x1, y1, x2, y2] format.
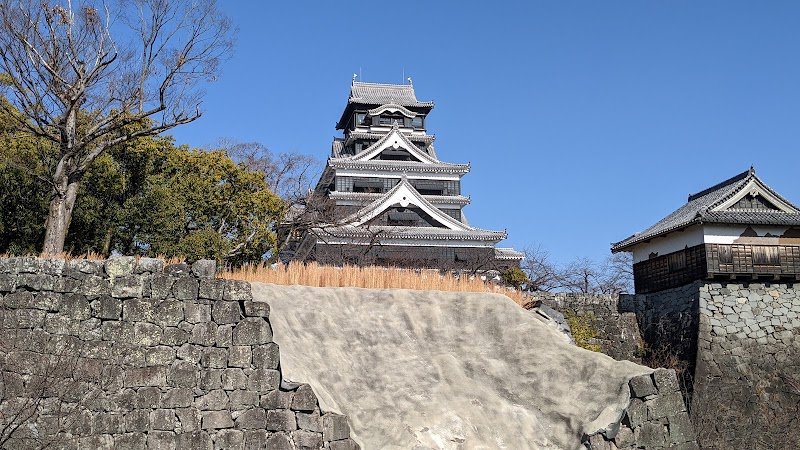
[170, 1, 800, 265]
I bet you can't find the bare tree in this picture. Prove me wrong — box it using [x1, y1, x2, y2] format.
[220, 140, 321, 202]
[520, 244, 560, 291]
[0, 0, 235, 254]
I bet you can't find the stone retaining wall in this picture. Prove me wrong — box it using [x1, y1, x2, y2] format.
[0, 256, 358, 449]
[531, 292, 642, 362]
[584, 369, 698, 450]
[692, 282, 800, 449]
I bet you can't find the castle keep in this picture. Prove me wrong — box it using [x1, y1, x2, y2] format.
[283, 79, 521, 270]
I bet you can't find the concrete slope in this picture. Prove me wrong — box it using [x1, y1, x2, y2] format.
[252, 284, 651, 450]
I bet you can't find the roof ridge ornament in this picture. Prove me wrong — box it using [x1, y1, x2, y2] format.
[407, 77, 413, 86]
[352, 73, 357, 85]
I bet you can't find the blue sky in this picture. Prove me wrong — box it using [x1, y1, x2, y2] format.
[170, 1, 800, 265]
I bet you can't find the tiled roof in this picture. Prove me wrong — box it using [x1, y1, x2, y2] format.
[328, 159, 470, 175]
[312, 225, 507, 242]
[349, 81, 434, 108]
[346, 131, 435, 145]
[331, 139, 345, 158]
[612, 168, 800, 252]
[329, 192, 471, 206]
[495, 248, 524, 260]
[368, 103, 417, 118]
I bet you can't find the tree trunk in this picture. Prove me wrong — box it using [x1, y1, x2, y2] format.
[42, 177, 79, 255]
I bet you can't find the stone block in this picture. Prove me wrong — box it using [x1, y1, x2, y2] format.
[154, 300, 184, 326]
[164, 262, 191, 276]
[146, 346, 177, 366]
[176, 430, 213, 449]
[233, 318, 272, 345]
[292, 430, 323, 449]
[176, 407, 202, 432]
[200, 369, 224, 390]
[261, 390, 294, 410]
[322, 413, 350, 441]
[634, 421, 666, 448]
[192, 322, 219, 347]
[623, 398, 647, 429]
[151, 274, 176, 300]
[229, 346, 252, 368]
[115, 432, 147, 449]
[248, 369, 280, 392]
[93, 412, 124, 434]
[217, 324, 234, 347]
[234, 407, 267, 429]
[135, 257, 164, 274]
[652, 368, 681, 393]
[214, 429, 244, 449]
[112, 275, 145, 298]
[200, 279, 226, 300]
[243, 430, 268, 449]
[147, 430, 177, 449]
[0, 274, 16, 292]
[4, 290, 35, 309]
[296, 411, 322, 432]
[106, 256, 137, 278]
[150, 408, 177, 431]
[69, 259, 105, 275]
[196, 389, 229, 410]
[168, 360, 198, 388]
[668, 413, 695, 444]
[252, 343, 280, 369]
[17, 273, 56, 291]
[123, 298, 154, 321]
[243, 301, 270, 318]
[265, 433, 294, 450]
[192, 260, 217, 278]
[229, 390, 259, 409]
[59, 293, 91, 319]
[213, 300, 243, 324]
[201, 347, 228, 368]
[186, 302, 212, 323]
[133, 322, 163, 346]
[223, 368, 248, 390]
[93, 295, 122, 319]
[201, 410, 234, 430]
[629, 373, 657, 398]
[223, 280, 252, 301]
[267, 409, 297, 432]
[124, 409, 151, 432]
[162, 327, 190, 346]
[647, 391, 686, 420]
[124, 367, 166, 387]
[162, 388, 194, 408]
[79, 435, 114, 448]
[173, 277, 199, 301]
[613, 426, 634, 448]
[81, 275, 111, 297]
[291, 384, 317, 412]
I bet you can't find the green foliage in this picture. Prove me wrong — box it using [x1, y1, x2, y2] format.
[564, 309, 603, 352]
[0, 105, 285, 265]
[500, 267, 528, 290]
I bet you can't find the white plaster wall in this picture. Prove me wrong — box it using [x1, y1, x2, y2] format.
[631, 225, 705, 263]
[702, 224, 790, 244]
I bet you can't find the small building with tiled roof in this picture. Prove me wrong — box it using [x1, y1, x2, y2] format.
[281, 78, 522, 271]
[612, 168, 800, 293]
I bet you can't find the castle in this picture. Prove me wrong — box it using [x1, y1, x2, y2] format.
[281, 78, 521, 271]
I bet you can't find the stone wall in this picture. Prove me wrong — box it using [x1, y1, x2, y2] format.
[532, 292, 643, 362]
[0, 256, 358, 449]
[583, 369, 698, 450]
[692, 282, 800, 449]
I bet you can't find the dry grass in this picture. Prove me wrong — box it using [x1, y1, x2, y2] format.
[221, 261, 527, 307]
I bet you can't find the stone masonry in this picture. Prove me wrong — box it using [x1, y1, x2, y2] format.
[0, 256, 358, 449]
[583, 369, 698, 450]
[529, 292, 643, 363]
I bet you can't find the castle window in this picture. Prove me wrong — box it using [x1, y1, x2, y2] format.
[752, 246, 779, 265]
[411, 116, 424, 128]
[379, 115, 404, 125]
[667, 251, 686, 272]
